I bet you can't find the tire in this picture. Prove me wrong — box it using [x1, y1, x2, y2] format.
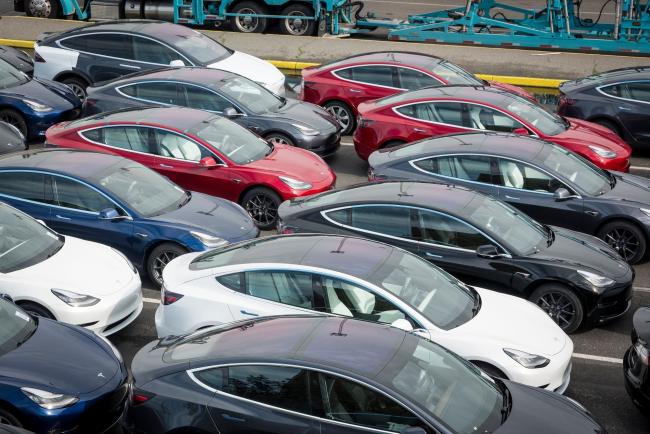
[265, 132, 295, 147]
[598, 220, 647, 264]
[229, 1, 268, 33]
[323, 101, 355, 135]
[279, 4, 317, 36]
[593, 119, 623, 138]
[381, 140, 406, 150]
[24, 0, 59, 18]
[146, 243, 188, 288]
[0, 109, 28, 138]
[17, 301, 55, 320]
[472, 361, 507, 380]
[529, 284, 584, 334]
[241, 187, 282, 230]
[0, 408, 21, 427]
[60, 76, 89, 101]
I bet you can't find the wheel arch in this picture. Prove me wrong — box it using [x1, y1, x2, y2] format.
[142, 239, 191, 270]
[586, 115, 626, 136]
[321, 98, 357, 116]
[595, 216, 649, 246]
[14, 298, 57, 320]
[469, 360, 509, 380]
[0, 399, 24, 426]
[53, 70, 92, 87]
[237, 183, 284, 204]
[522, 277, 586, 302]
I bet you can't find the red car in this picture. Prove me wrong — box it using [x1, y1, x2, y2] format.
[353, 85, 632, 171]
[300, 51, 533, 134]
[45, 107, 336, 229]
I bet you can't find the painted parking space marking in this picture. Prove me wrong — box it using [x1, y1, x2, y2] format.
[143, 297, 159, 304]
[634, 286, 650, 293]
[573, 353, 623, 364]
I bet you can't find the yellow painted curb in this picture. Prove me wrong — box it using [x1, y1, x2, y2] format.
[0, 38, 35, 49]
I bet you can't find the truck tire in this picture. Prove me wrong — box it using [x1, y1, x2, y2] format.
[230, 1, 269, 33]
[280, 4, 316, 36]
[24, 0, 60, 18]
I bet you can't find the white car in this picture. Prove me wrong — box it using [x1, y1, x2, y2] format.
[34, 20, 285, 99]
[157, 234, 574, 393]
[0, 202, 142, 336]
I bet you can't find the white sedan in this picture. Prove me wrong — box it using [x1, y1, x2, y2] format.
[157, 234, 574, 393]
[0, 202, 142, 336]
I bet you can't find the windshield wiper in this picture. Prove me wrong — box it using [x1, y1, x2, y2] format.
[46, 242, 64, 259]
[499, 380, 512, 423]
[178, 191, 191, 208]
[544, 224, 555, 247]
[471, 291, 482, 317]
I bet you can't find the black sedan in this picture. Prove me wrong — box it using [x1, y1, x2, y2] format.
[129, 315, 605, 434]
[625, 306, 650, 413]
[0, 45, 33, 76]
[0, 122, 26, 155]
[278, 182, 634, 333]
[369, 132, 650, 264]
[557, 67, 650, 149]
[82, 67, 341, 156]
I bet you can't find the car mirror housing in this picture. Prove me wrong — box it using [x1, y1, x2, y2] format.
[98, 208, 121, 220]
[554, 187, 572, 201]
[391, 318, 414, 332]
[476, 244, 501, 259]
[169, 59, 185, 67]
[223, 107, 241, 118]
[199, 156, 219, 169]
[513, 127, 530, 135]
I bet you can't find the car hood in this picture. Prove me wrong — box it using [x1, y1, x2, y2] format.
[535, 226, 631, 279]
[3, 78, 79, 108]
[632, 307, 650, 344]
[600, 171, 650, 205]
[9, 236, 136, 296]
[209, 51, 285, 90]
[496, 381, 605, 433]
[0, 319, 119, 394]
[246, 144, 334, 183]
[455, 287, 570, 357]
[264, 99, 339, 132]
[552, 118, 631, 154]
[152, 191, 257, 242]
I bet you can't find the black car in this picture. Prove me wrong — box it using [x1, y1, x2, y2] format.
[369, 132, 650, 264]
[0, 46, 33, 76]
[129, 315, 605, 434]
[0, 122, 26, 155]
[557, 67, 650, 149]
[83, 67, 341, 155]
[625, 306, 650, 413]
[278, 181, 634, 333]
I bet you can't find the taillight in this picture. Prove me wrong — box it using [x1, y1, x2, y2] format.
[161, 286, 184, 305]
[34, 51, 46, 63]
[131, 389, 155, 406]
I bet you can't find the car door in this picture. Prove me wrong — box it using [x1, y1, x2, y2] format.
[0, 171, 51, 222]
[394, 101, 470, 142]
[80, 126, 159, 169]
[194, 365, 321, 434]
[335, 65, 399, 107]
[616, 81, 650, 146]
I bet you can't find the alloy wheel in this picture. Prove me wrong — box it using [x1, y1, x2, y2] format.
[65, 83, 87, 101]
[245, 193, 278, 227]
[267, 135, 292, 147]
[28, 0, 52, 17]
[537, 292, 576, 330]
[285, 11, 310, 35]
[0, 112, 24, 136]
[152, 251, 180, 285]
[325, 105, 351, 131]
[235, 8, 261, 32]
[604, 228, 640, 262]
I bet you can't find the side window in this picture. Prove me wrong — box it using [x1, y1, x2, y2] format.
[397, 68, 442, 90]
[349, 66, 397, 88]
[0, 172, 46, 203]
[410, 102, 470, 128]
[496, 159, 563, 193]
[320, 275, 408, 325]
[216, 272, 244, 292]
[324, 208, 351, 225]
[85, 34, 134, 59]
[415, 209, 490, 250]
[428, 155, 494, 184]
[333, 68, 352, 80]
[182, 85, 232, 112]
[244, 270, 315, 309]
[600, 84, 623, 98]
[395, 104, 416, 117]
[467, 104, 525, 132]
[318, 372, 426, 432]
[53, 176, 114, 212]
[58, 36, 88, 52]
[129, 82, 182, 105]
[132, 36, 182, 64]
[627, 82, 650, 103]
[152, 130, 211, 162]
[84, 127, 151, 153]
[349, 206, 412, 238]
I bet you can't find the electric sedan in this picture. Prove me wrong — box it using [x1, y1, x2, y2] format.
[0, 149, 259, 286]
[278, 182, 634, 333]
[369, 132, 650, 264]
[129, 315, 604, 434]
[352, 85, 632, 171]
[557, 67, 650, 149]
[158, 234, 573, 392]
[0, 296, 130, 433]
[82, 67, 341, 155]
[0, 122, 26, 155]
[46, 106, 336, 229]
[300, 51, 533, 134]
[0, 202, 142, 335]
[625, 306, 650, 412]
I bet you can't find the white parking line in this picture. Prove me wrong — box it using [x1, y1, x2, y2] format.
[573, 353, 623, 364]
[143, 297, 159, 304]
[631, 165, 650, 171]
[634, 286, 650, 293]
[341, 141, 354, 146]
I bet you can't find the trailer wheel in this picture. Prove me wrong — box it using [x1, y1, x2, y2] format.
[280, 4, 316, 36]
[230, 1, 268, 33]
[24, 0, 59, 18]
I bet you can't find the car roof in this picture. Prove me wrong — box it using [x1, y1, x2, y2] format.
[371, 84, 511, 108]
[65, 106, 215, 130]
[313, 51, 443, 70]
[560, 67, 650, 91]
[101, 66, 236, 88]
[51, 19, 195, 40]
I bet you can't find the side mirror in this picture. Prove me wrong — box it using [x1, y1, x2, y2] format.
[99, 208, 121, 220]
[513, 127, 530, 135]
[476, 244, 500, 259]
[222, 107, 241, 118]
[169, 59, 185, 67]
[391, 318, 414, 332]
[0, 293, 13, 303]
[199, 156, 218, 169]
[553, 187, 572, 201]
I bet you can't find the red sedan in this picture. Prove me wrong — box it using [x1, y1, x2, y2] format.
[45, 107, 336, 229]
[300, 51, 533, 134]
[353, 85, 632, 171]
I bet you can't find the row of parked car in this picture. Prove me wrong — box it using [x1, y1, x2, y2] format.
[0, 18, 648, 434]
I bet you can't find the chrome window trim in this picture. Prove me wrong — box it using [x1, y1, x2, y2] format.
[320, 204, 512, 258]
[596, 80, 650, 106]
[187, 361, 434, 434]
[331, 64, 444, 91]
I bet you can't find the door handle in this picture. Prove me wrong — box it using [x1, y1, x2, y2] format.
[222, 413, 246, 423]
[349, 89, 362, 93]
[55, 214, 71, 220]
[618, 106, 632, 111]
[425, 252, 442, 259]
[413, 128, 427, 133]
[159, 163, 174, 169]
[240, 310, 258, 316]
[504, 195, 520, 200]
[119, 64, 141, 70]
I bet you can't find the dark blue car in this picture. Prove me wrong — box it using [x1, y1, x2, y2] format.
[0, 296, 129, 432]
[0, 57, 80, 139]
[0, 149, 259, 286]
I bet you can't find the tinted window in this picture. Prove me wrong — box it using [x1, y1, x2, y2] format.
[627, 82, 650, 102]
[403, 102, 469, 127]
[53, 176, 113, 212]
[467, 104, 525, 132]
[152, 130, 211, 162]
[415, 209, 489, 250]
[349, 66, 396, 88]
[216, 76, 283, 113]
[132, 36, 182, 64]
[190, 117, 271, 165]
[497, 159, 563, 192]
[0, 58, 29, 88]
[424, 155, 493, 183]
[164, 31, 230, 64]
[72, 33, 133, 59]
[182, 85, 232, 112]
[84, 127, 151, 153]
[429, 60, 482, 85]
[335, 206, 412, 238]
[59, 35, 89, 52]
[600, 84, 623, 98]
[397, 68, 441, 90]
[0, 172, 45, 202]
[334, 68, 352, 79]
[541, 144, 609, 195]
[245, 270, 314, 309]
[126, 82, 181, 105]
[216, 273, 244, 292]
[496, 94, 566, 136]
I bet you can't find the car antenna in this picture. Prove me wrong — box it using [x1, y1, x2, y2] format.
[330, 237, 346, 254]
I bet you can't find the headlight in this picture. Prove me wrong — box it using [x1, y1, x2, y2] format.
[96, 333, 123, 363]
[51, 289, 100, 307]
[503, 348, 550, 368]
[190, 231, 229, 249]
[111, 248, 137, 274]
[588, 145, 616, 159]
[577, 269, 615, 288]
[21, 387, 79, 410]
[24, 99, 53, 112]
[291, 123, 319, 136]
[279, 176, 312, 190]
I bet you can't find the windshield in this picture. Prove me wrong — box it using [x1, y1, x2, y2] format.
[0, 58, 29, 89]
[430, 60, 482, 85]
[463, 195, 546, 255]
[167, 31, 231, 64]
[191, 117, 271, 165]
[0, 299, 36, 356]
[382, 337, 503, 434]
[496, 94, 567, 136]
[216, 76, 283, 113]
[95, 162, 187, 217]
[542, 144, 610, 195]
[0, 205, 64, 273]
[369, 250, 477, 330]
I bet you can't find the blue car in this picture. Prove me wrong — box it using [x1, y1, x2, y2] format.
[0, 296, 129, 433]
[0, 149, 259, 286]
[0, 57, 80, 139]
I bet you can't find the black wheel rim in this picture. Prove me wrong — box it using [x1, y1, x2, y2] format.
[326, 105, 351, 131]
[0, 414, 16, 425]
[537, 292, 576, 330]
[152, 251, 180, 284]
[245, 193, 278, 226]
[285, 11, 309, 35]
[235, 8, 260, 32]
[604, 228, 640, 261]
[0, 113, 24, 136]
[65, 82, 87, 101]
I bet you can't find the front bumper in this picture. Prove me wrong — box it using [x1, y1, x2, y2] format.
[295, 129, 341, 156]
[590, 282, 633, 325]
[624, 346, 650, 411]
[29, 107, 81, 138]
